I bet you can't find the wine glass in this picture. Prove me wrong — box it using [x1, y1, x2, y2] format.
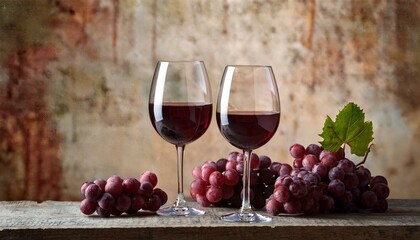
[216, 65, 280, 223]
[149, 60, 212, 216]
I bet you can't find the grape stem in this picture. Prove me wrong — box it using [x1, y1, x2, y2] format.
[356, 144, 373, 167]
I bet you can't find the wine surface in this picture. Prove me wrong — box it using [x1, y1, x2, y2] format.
[150, 102, 212, 145]
[216, 111, 280, 150]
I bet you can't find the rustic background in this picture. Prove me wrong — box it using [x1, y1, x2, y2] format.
[0, 0, 419, 202]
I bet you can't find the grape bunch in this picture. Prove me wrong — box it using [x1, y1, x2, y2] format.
[190, 151, 279, 209]
[79, 171, 168, 217]
[265, 143, 390, 215]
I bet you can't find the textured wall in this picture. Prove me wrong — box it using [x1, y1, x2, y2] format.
[0, 0, 419, 201]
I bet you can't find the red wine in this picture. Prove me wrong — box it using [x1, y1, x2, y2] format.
[216, 111, 280, 150]
[149, 102, 212, 145]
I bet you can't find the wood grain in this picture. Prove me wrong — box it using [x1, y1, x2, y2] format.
[0, 199, 419, 240]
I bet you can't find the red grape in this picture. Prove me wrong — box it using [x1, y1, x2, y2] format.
[252, 195, 266, 209]
[336, 147, 345, 160]
[223, 169, 240, 186]
[203, 161, 217, 170]
[351, 188, 361, 203]
[259, 168, 274, 184]
[309, 185, 322, 201]
[306, 144, 323, 158]
[94, 179, 106, 191]
[343, 172, 359, 190]
[259, 155, 272, 169]
[130, 192, 145, 211]
[289, 143, 306, 158]
[302, 154, 318, 171]
[372, 183, 390, 200]
[270, 162, 282, 174]
[80, 182, 93, 196]
[115, 194, 131, 212]
[279, 163, 292, 177]
[319, 195, 334, 212]
[145, 194, 162, 212]
[206, 186, 223, 203]
[122, 178, 140, 195]
[201, 165, 217, 182]
[273, 185, 290, 203]
[209, 171, 225, 187]
[328, 167, 345, 181]
[337, 158, 355, 173]
[140, 171, 158, 187]
[192, 166, 202, 180]
[296, 169, 308, 179]
[338, 190, 353, 205]
[289, 179, 308, 198]
[111, 208, 123, 216]
[279, 175, 293, 187]
[328, 179, 345, 197]
[221, 185, 235, 200]
[196, 194, 211, 207]
[190, 179, 208, 196]
[96, 206, 111, 217]
[105, 176, 123, 198]
[370, 175, 388, 187]
[225, 160, 237, 171]
[312, 163, 328, 178]
[153, 188, 168, 205]
[303, 172, 320, 185]
[252, 183, 264, 196]
[373, 199, 388, 212]
[107, 175, 123, 183]
[236, 153, 244, 162]
[98, 193, 115, 210]
[227, 151, 240, 161]
[361, 190, 378, 208]
[216, 158, 228, 172]
[319, 150, 337, 161]
[284, 199, 302, 214]
[356, 166, 371, 187]
[264, 184, 274, 198]
[293, 158, 303, 168]
[320, 153, 337, 169]
[80, 199, 97, 215]
[250, 170, 258, 185]
[84, 183, 103, 201]
[139, 181, 154, 197]
[235, 161, 244, 174]
[266, 198, 284, 215]
[250, 153, 260, 170]
[301, 195, 315, 212]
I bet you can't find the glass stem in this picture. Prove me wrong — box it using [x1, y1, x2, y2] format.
[175, 145, 187, 208]
[240, 149, 253, 214]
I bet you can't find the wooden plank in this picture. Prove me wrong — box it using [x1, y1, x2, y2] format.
[0, 199, 419, 240]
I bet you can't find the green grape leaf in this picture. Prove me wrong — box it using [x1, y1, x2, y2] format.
[319, 102, 374, 157]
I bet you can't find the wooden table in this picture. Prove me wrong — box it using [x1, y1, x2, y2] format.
[0, 199, 419, 240]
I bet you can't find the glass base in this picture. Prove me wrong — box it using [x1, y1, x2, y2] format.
[221, 211, 272, 223]
[157, 205, 205, 217]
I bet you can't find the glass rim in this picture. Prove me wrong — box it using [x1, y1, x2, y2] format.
[157, 60, 205, 64]
[224, 64, 273, 68]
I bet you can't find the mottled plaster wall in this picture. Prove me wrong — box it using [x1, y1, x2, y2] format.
[0, 0, 419, 201]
